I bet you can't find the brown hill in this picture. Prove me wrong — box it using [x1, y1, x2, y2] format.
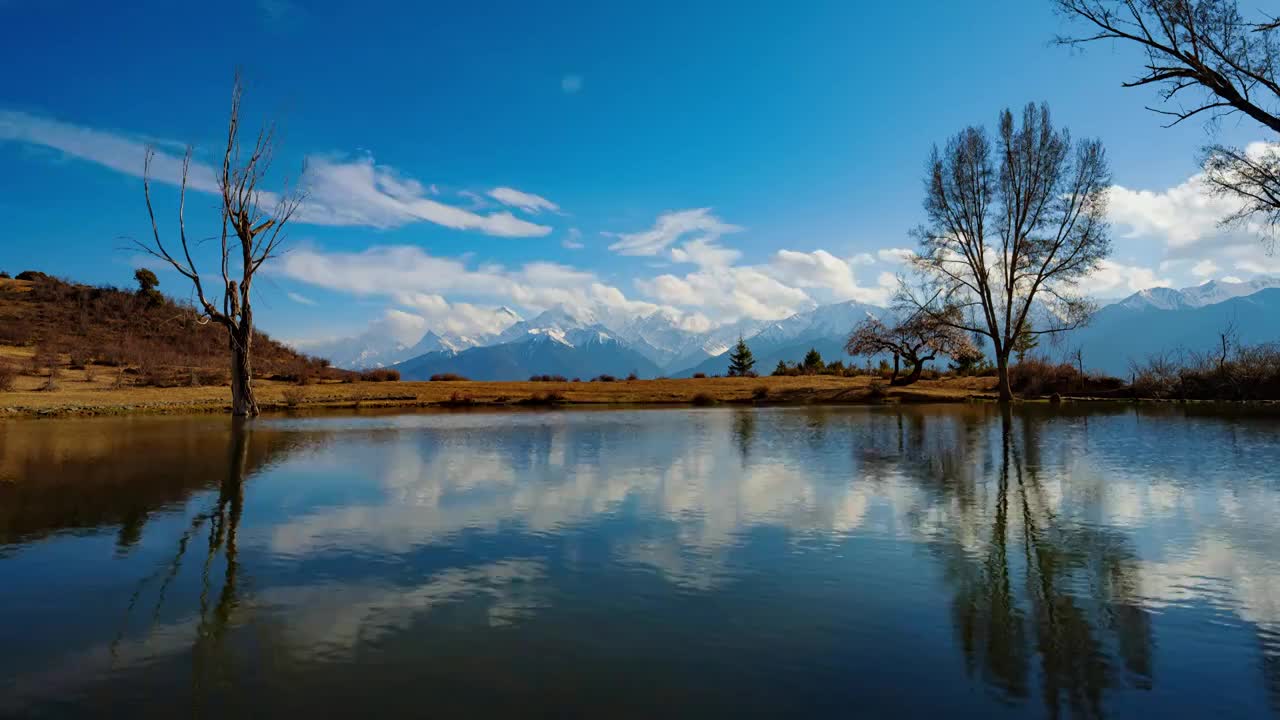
[0, 272, 345, 388]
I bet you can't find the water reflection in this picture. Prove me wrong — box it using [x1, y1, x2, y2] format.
[1, 405, 1278, 717]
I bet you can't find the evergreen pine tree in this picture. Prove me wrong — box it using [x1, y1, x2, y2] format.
[727, 337, 756, 377]
[802, 348, 824, 374]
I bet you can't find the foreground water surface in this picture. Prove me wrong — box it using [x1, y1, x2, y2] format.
[1, 404, 1278, 718]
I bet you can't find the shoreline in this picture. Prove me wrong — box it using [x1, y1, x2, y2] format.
[0, 375, 994, 419]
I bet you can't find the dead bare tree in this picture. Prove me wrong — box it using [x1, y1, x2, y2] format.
[902, 103, 1112, 402]
[138, 74, 303, 416]
[845, 310, 976, 386]
[1054, 0, 1280, 242]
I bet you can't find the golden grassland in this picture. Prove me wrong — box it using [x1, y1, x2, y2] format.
[0, 347, 997, 419]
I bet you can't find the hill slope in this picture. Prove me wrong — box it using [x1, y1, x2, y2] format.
[0, 274, 334, 383]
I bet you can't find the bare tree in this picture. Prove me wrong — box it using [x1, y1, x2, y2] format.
[1055, 0, 1280, 241]
[846, 311, 976, 386]
[902, 103, 1112, 402]
[138, 74, 303, 416]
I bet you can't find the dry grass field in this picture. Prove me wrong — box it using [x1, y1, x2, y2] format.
[0, 354, 995, 418]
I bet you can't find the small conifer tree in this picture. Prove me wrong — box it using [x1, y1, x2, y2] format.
[727, 337, 756, 377]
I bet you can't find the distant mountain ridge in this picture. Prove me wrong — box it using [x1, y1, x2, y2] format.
[303, 276, 1280, 381]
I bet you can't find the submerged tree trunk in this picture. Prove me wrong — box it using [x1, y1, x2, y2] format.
[996, 353, 1013, 403]
[229, 327, 258, 417]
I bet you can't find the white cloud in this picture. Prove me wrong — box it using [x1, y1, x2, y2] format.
[392, 294, 521, 338]
[1190, 259, 1220, 279]
[278, 244, 663, 324]
[286, 291, 316, 306]
[670, 238, 741, 268]
[298, 156, 551, 236]
[0, 110, 552, 238]
[1221, 275, 1244, 283]
[561, 228, 584, 249]
[1075, 259, 1173, 297]
[604, 208, 741, 256]
[561, 75, 583, 94]
[488, 187, 560, 215]
[637, 264, 813, 322]
[876, 247, 914, 264]
[768, 249, 889, 304]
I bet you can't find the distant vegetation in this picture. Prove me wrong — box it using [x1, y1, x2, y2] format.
[430, 373, 469, 382]
[0, 273, 343, 390]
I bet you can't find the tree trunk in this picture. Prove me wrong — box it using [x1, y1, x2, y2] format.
[229, 327, 258, 417]
[996, 353, 1013, 403]
[892, 353, 900, 383]
[892, 359, 925, 386]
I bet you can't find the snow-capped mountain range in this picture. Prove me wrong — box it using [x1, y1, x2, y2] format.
[299, 277, 1280, 379]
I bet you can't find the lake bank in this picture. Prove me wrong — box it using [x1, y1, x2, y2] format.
[0, 375, 997, 418]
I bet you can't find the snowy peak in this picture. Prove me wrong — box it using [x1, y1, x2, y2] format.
[1180, 277, 1280, 307]
[1114, 277, 1280, 312]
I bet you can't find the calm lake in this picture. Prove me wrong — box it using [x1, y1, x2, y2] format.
[1, 404, 1278, 718]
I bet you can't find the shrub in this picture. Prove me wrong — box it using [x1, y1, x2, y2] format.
[752, 385, 769, 400]
[83, 364, 96, 383]
[38, 360, 61, 392]
[359, 368, 400, 382]
[626, 371, 639, 381]
[529, 374, 567, 382]
[867, 380, 888, 400]
[15, 270, 47, 281]
[692, 372, 707, 379]
[67, 349, 91, 370]
[0, 363, 16, 391]
[518, 390, 565, 406]
[0, 271, 10, 279]
[592, 374, 617, 382]
[444, 391, 476, 407]
[282, 387, 306, 408]
[691, 392, 717, 406]
[430, 373, 469, 382]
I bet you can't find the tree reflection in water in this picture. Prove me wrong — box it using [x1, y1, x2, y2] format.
[863, 406, 1154, 719]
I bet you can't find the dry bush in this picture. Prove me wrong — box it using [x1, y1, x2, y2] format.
[67, 348, 90, 369]
[282, 387, 306, 408]
[752, 385, 769, 400]
[359, 368, 400, 382]
[626, 372, 639, 381]
[691, 392, 717, 406]
[430, 373, 468, 382]
[529, 374, 567, 382]
[83, 364, 96, 382]
[1133, 343, 1280, 401]
[0, 362, 16, 392]
[692, 373, 707, 379]
[444, 391, 476, 407]
[517, 391, 565, 406]
[592, 374, 618, 383]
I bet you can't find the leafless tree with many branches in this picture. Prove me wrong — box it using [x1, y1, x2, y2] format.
[1054, 0, 1280, 245]
[138, 74, 304, 416]
[901, 103, 1112, 402]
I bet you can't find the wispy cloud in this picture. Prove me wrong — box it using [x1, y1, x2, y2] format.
[0, 110, 552, 238]
[604, 208, 740, 257]
[488, 187, 560, 214]
[561, 227, 584, 249]
[287, 291, 316, 305]
[278, 244, 664, 322]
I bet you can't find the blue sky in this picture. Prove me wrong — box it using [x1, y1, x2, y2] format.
[2, 0, 1274, 345]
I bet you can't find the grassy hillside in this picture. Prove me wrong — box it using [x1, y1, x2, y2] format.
[0, 273, 343, 388]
